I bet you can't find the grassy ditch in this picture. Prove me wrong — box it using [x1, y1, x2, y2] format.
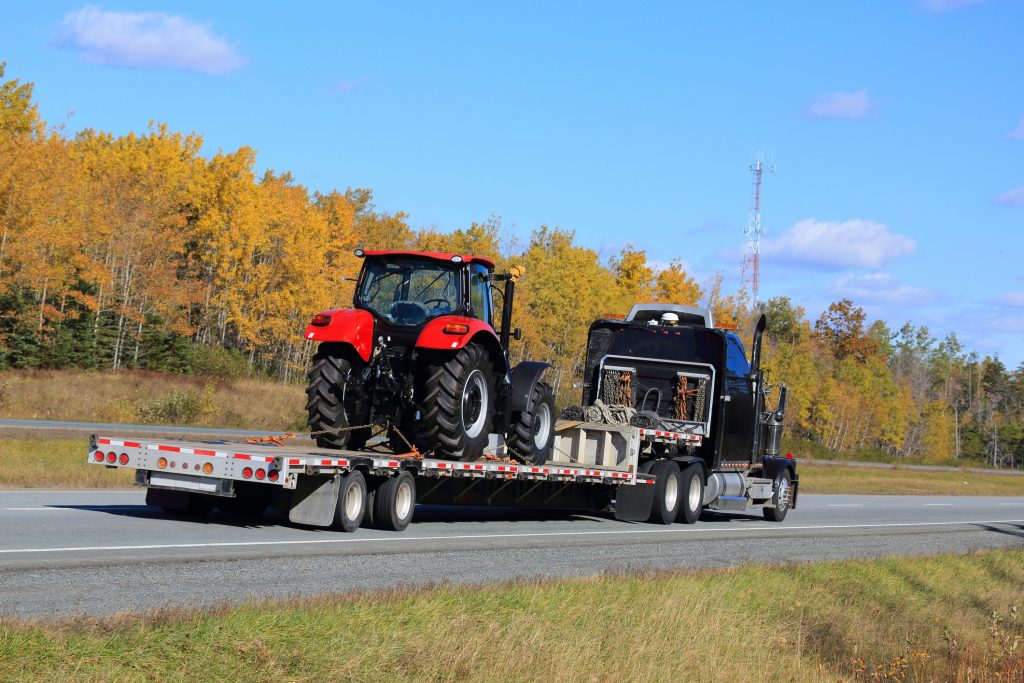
[1, 549, 1022, 682]
[0, 369, 305, 430]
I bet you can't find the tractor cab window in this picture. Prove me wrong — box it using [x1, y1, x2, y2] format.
[725, 333, 751, 376]
[469, 264, 492, 325]
[358, 258, 462, 326]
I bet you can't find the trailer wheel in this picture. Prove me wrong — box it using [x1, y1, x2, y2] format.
[506, 381, 555, 465]
[420, 344, 495, 461]
[763, 468, 792, 522]
[306, 347, 371, 450]
[676, 464, 704, 524]
[647, 460, 682, 525]
[372, 470, 416, 531]
[334, 471, 367, 532]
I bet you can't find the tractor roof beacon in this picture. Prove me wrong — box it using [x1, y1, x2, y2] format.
[304, 249, 555, 465]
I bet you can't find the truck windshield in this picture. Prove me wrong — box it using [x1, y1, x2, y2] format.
[357, 258, 462, 326]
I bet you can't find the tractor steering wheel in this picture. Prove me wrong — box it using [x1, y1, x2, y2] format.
[421, 298, 450, 308]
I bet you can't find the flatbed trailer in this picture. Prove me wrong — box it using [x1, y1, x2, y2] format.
[87, 418, 797, 532]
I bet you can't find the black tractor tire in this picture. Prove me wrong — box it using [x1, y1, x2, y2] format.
[676, 463, 704, 524]
[647, 460, 682, 525]
[420, 344, 495, 461]
[306, 347, 371, 450]
[506, 381, 556, 465]
[334, 470, 367, 533]
[763, 468, 792, 522]
[371, 470, 416, 531]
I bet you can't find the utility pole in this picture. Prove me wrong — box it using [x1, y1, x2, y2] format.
[741, 154, 775, 300]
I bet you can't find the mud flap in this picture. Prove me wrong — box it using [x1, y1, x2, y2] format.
[288, 474, 341, 527]
[614, 482, 655, 521]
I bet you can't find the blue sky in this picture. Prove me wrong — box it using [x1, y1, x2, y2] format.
[3, 1, 1023, 365]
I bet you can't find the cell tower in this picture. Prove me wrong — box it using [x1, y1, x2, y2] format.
[740, 154, 775, 300]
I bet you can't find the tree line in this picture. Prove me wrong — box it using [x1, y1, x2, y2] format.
[1, 65, 1020, 467]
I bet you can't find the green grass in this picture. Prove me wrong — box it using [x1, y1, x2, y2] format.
[1, 550, 1022, 682]
[798, 462, 1024, 497]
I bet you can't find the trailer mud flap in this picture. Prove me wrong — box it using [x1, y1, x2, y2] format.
[288, 474, 340, 527]
[614, 482, 654, 521]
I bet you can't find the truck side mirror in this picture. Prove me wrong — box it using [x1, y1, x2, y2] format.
[513, 328, 522, 341]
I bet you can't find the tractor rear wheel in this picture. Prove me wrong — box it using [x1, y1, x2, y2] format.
[306, 347, 371, 450]
[420, 344, 495, 461]
[506, 381, 555, 465]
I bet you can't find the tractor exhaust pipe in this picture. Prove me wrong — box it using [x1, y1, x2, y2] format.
[499, 277, 516, 351]
[750, 314, 766, 375]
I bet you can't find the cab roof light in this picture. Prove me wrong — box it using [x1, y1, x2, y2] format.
[354, 248, 365, 257]
[451, 255, 463, 263]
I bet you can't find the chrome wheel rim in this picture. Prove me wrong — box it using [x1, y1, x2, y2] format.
[688, 474, 702, 511]
[777, 478, 790, 512]
[396, 480, 413, 520]
[664, 473, 678, 510]
[462, 370, 488, 438]
[344, 481, 363, 521]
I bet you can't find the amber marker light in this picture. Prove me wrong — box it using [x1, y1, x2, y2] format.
[443, 323, 470, 335]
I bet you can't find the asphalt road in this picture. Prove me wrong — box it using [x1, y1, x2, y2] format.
[1, 489, 1022, 619]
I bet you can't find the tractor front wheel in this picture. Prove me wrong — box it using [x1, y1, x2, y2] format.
[420, 344, 495, 461]
[306, 347, 371, 450]
[506, 381, 555, 465]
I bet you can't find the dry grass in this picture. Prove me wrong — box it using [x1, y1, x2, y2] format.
[0, 438, 133, 488]
[798, 462, 1024, 497]
[0, 369, 306, 430]
[1, 549, 1022, 682]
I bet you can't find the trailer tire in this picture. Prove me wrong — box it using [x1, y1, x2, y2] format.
[506, 381, 555, 465]
[334, 471, 367, 532]
[306, 347, 371, 450]
[647, 460, 682, 525]
[420, 344, 495, 461]
[676, 464, 704, 524]
[372, 470, 416, 531]
[763, 468, 792, 522]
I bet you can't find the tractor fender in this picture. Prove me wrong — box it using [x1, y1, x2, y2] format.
[303, 308, 375, 362]
[509, 361, 552, 413]
[415, 317, 508, 373]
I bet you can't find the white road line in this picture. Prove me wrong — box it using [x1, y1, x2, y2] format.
[923, 503, 953, 506]
[0, 518, 1022, 556]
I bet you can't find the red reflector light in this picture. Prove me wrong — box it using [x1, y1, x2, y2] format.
[268, 470, 279, 482]
[310, 314, 331, 327]
[786, 453, 793, 459]
[119, 453, 129, 465]
[443, 323, 470, 335]
[106, 452, 117, 463]
[242, 467, 253, 479]
[94, 452, 105, 462]
[255, 469, 266, 480]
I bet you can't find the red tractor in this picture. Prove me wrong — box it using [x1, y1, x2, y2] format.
[304, 249, 555, 465]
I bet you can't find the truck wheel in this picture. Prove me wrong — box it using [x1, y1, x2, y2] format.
[676, 464, 704, 524]
[334, 471, 367, 532]
[421, 344, 495, 461]
[372, 470, 416, 531]
[306, 347, 371, 450]
[763, 468, 792, 522]
[506, 381, 555, 465]
[647, 460, 682, 525]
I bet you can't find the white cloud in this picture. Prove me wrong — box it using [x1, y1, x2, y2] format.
[831, 272, 938, 305]
[918, 0, 985, 12]
[993, 292, 1024, 307]
[761, 219, 916, 270]
[806, 89, 874, 120]
[330, 77, 368, 94]
[52, 6, 245, 75]
[1007, 116, 1024, 140]
[991, 187, 1024, 207]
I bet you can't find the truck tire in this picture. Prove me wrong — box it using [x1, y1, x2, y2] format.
[676, 463, 704, 524]
[763, 468, 792, 522]
[506, 381, 555, 465]
[334, 470, 367, 532]
[647, 460, 682, 525]
[420, 344, 494, 461]
[372, 470, 416, 531]
[306, 347, 371, 450]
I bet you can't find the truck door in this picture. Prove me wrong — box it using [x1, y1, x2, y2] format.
[721, 334, 755, 462]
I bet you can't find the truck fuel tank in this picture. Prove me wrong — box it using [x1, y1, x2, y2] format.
[702, 472, 745, 506]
